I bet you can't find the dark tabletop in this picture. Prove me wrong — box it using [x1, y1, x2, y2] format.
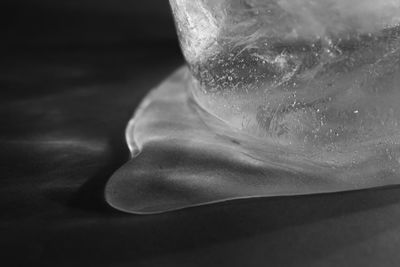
[2, 1, 400, 266]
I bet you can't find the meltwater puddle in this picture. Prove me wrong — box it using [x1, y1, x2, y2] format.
[105, 67, 400, 214]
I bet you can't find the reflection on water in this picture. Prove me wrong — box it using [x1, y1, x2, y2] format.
[106, 67, 400, 214]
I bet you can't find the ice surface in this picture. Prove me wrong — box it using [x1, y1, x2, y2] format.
[105, 1, 400, 214]
[171, 0, 400, 156]
[106, 68, 400, 214]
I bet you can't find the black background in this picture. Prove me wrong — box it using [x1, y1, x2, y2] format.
[2, 1, 400, 266]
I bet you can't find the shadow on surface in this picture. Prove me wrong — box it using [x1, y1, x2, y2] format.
[40, 185, 400, 266]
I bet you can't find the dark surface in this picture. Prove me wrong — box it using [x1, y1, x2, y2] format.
[2, 1, 400, 266]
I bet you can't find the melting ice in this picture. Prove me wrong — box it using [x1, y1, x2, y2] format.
[172, 0, 400, 158]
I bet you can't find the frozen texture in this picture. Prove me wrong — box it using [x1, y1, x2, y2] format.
[277, 0, 400, 37]
[170, 0, 400, 158]
[171, 0, 400, 62]
[106, 68, 400, 214]
[105, 1, 400, 215]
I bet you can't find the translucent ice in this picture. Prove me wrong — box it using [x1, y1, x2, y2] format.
[105, 1, 400, 214]
[171, 0, 400, 156]
[106, 68, 400, 214]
